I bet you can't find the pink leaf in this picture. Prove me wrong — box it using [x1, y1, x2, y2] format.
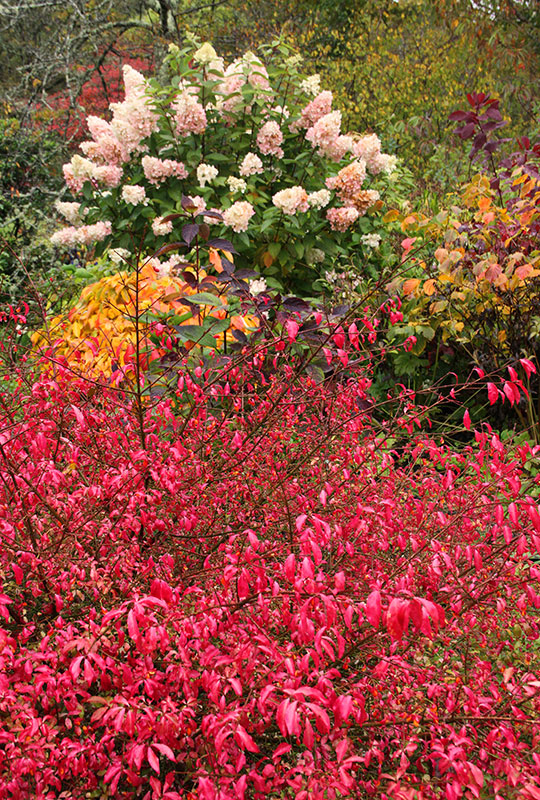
[463, 409, 471, 430]
[503, 381, 516, 405]
[335, 738, 349, 763]
[295, 514, 307, 532]
[273, 743, 292, 758]
[286, 320, 299, 342]
[334, 571, 345, 591]
[12, 563, 23, 585]
[520, 358, 536, 379]
[154, 743, 176, 762]
[284, 699, 299, 736]
[127, 609, 139, 640]
[283, 553, 296, 581]
[70, 656, 84, 681]
[386, 597, 408, 640]
[147, 746, 160, 774]
[234, 724, 259, 753]
[303, 718, 314, 748]
[71, 405, 86, 428]
[365, 589, 381, 628]
[104, 764, 122, 785]
[333, 695, 353, 726]
[132, 744, 145, 770]
[487, 382, 499, 405]
[337, 349, 348, 368]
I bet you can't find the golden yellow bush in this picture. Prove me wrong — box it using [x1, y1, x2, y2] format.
[32, 259, 256, 379]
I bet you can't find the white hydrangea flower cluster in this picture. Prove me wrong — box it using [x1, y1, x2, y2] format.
[307, 248, 325, 265]
[121, 185, 148, 205]
[307, 189, 331, 209]
[54, 201, 85, 226]
[249, 278, 268, 295]
[227, 176, 247, 194]
[222, 201, 255, 232]
[361, 233, 382, 249]
[152, 216, 174, 236]
[272, 186, 309, 215]
[300, 74, 321, 97]
[109, 247, 131, 264]
[196, 163, 219, 187]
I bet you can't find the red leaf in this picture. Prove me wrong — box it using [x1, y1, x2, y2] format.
[487, 382, 499, 405]
[273, 743, 292, 758]
[234, 724, 259, 753]
[283, 553, 296, 581]
[12, 564, 23, 585]
[520, 358, 536, 379]
[286, 320, 299, 342]
[365, 589, 381, 628]
[153, 743, 176, 762]
[127, 609, 139, 640]
[147, 746, 160, 774]
[463, 409, 471, 430]
[70, 656, 84, 681]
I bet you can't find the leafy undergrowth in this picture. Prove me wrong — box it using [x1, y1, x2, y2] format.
[0, 336, 540, 800]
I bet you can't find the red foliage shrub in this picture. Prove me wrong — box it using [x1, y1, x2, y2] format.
[0, 330, 540, 798]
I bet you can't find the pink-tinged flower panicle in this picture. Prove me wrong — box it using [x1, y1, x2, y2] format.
[298, 90, 333, 129]
[324, 134, 354, 162]
[326, 160, 367, 204]
[121, 185, 148, 205]
[305, 111, 353, 161]
[63, 155, 123, 193]
[142, 156, 188, 185]
[109, 66, 159, 155]
[256, 121, 284, 159]
[50, 220, 112, 246]
[219, 52, 270, 113]
[239, 152, 263, 177]
[326, 206, 359, 231]
[80, 116, 127, 164]
[172, 91, 207, 137]
[351, 133, 397, 174]
[306, 110, 342, 151]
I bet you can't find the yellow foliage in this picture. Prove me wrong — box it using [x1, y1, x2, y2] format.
[32, 261, 257, 379]
[393, 161, 540, 365]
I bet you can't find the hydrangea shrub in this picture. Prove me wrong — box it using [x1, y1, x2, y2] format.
[51, 39, 398, 295]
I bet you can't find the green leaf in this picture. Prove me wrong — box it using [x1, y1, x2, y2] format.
[174, 325, 217, 347]
[169, 312, 194, 325]
[82, 182, 94, 201]
[259, 216, 276, 233]
[74, 268, 93, 280]
[293, 240, 305, 259]
[168, 186, 184, 203]
[420, 326, 435, 341]
[186, 292, 225, 307]
[204, 317, 230, 334]
[205, 153, 230, 162]
[268, 242, 281, 258]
